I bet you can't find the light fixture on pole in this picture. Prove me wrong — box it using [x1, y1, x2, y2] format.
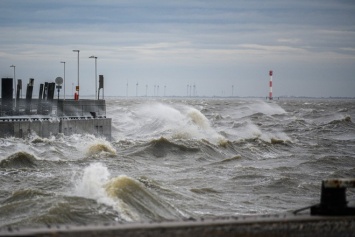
[60, 61, 66, 100]
[55, 77, 63, 100]
[89, 55, 97, 99]
[73, 50, 80, 100]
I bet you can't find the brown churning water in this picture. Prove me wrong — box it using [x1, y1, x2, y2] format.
[0, 98, 354, 228]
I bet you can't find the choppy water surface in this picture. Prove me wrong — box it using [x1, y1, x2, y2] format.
[0, 98, 354, 228]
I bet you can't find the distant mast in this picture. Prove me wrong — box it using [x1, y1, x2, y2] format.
[269, 70, 273, 100]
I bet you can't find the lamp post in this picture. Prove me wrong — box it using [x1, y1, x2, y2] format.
[73, 50, 80, 99]
[10, 65, 16, 99]
[60, 61, 66, 100]
[89, 55, 97, 99]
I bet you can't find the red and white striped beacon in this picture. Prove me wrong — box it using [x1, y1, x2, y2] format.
[269, 70, 273, 100]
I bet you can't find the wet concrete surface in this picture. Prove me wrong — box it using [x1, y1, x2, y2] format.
[1, 214, 355, 237]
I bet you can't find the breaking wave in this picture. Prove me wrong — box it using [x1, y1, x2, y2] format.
[176, 107, 227, 145]
[30, 136, 55, 144]
[4, 189, 50, 203]
[187, 108, 210, 129]
[0, 152, 37, 168]
[73, 163, 182, 221]
[113, 102, 227, 145]
[105, 175, 181, 221]
[85, 139, 117, 157]
[328, 115, 352, 124]
[142, 137, 199, 158]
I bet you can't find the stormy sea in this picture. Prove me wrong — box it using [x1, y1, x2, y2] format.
[0, 98, 354, 228]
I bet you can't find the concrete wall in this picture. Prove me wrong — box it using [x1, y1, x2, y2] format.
[12, 120, 54, 137]
[0, 118, 111, 139]
[1, 215, 355, 237]
[1, 99, 107, 117]
[57, 100, 106, 117]
[60, 118, 111, 138]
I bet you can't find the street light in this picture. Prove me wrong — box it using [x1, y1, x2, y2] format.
[89, 55, 97, 99]
[10, 65, 16, 99]
[60, 61, 66, 100]
[73, 50, 80, 99]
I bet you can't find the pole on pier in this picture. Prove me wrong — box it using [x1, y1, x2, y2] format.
[25, 78, 34, 114]
[98, 75, 104, 100]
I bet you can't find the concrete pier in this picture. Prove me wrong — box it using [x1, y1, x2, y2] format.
[0, 98, 111, 139]
[0, 117, 111, 139]
[1, 215, 354, 237]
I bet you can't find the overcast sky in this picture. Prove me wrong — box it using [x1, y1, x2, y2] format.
[0, 0, 354, 97]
